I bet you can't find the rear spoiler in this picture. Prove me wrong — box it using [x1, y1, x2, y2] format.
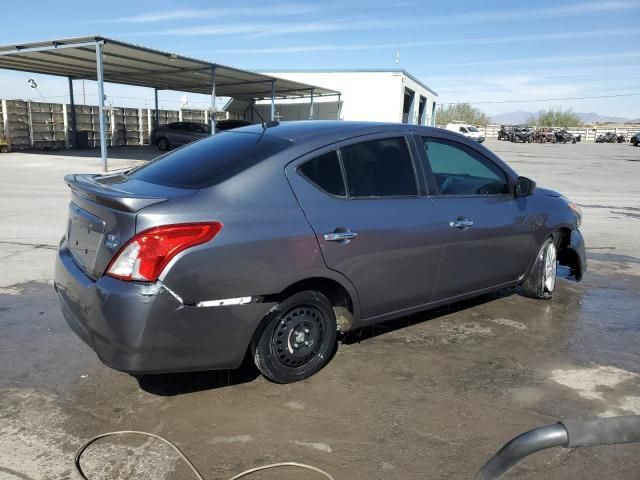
[64, 174, 167, 213]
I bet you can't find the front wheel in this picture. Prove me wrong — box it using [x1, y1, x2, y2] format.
[253, 290, 337, 383]
[157, 137, 170, 151]
[522, 237, 557, 300]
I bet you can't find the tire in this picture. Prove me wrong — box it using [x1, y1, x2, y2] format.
[522, 237, 558, 300]
[0, 145, 8, 153]
[157, 137, 170, 151]
[253, 290, 337, 384]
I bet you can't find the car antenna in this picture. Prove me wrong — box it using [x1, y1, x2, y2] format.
[249, 101, 279, 130]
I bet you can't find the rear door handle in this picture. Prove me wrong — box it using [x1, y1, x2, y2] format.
[324, 231, 358, 242]
[449, 219, 474, 229]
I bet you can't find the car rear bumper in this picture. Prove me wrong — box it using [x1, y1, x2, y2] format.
[54, 243, 275, 374]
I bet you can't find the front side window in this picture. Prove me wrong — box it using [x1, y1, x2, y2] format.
[299, 150, 346, 197]
[422, 137, 510, 196]
[459, 127, 468, 133]
[340, 137, 417, 198]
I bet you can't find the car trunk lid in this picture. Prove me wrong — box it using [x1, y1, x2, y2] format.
[64, 172, 194, 280]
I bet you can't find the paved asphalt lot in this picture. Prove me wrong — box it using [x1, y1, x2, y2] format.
[0, 140, 639, 479]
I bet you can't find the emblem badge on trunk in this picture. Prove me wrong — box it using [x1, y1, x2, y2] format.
[105, 233, 119, 250]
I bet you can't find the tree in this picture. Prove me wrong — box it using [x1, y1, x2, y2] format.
[436, 103, 490, 126]
[527, 108, 582, 127]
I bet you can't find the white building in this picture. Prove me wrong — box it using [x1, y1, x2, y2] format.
[226, 69, 438, 126]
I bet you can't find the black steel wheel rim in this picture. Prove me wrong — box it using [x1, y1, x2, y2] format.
[271, 305, 325, 368]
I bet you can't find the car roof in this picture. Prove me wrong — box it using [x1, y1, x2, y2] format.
[232, 120, 439, 143]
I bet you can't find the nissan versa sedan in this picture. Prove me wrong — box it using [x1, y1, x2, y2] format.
[54, 121, 586, 383]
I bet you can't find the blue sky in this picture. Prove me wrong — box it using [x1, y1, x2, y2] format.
[1, 0, 639, 117]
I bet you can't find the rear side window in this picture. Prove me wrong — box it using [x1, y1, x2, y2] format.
[340, 137, 417, 197]
[127, 132, 291, 189]
[422, 137, 509, 196]
[299, 151, 346, 197]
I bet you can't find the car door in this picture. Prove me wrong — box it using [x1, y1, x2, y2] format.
[169, 123, 193, 146]
[286, 133, 442, 321]
[418, 135, 535, 300]
[189, 123, 210, 142]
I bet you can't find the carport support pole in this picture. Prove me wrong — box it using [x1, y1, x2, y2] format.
[337, 93, 342, 120]
[154, 88, 159, 128]
[95, 41, 108, 173]
[309, 88, 314, 120]
[210, 65, 217, 134]
[67, 77, 77, 148]
[270, 80, 276, 121]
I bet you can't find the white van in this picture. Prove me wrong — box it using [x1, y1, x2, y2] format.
[445, 123, 485, 143]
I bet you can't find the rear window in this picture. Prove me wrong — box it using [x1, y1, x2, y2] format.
[127, 132, 291, 189]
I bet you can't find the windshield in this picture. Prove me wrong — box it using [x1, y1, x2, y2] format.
[127, 132, 291, 189]
[467, 126, 479, 132]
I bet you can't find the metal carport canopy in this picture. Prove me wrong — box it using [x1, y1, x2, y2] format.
[0, 36, 339, 171]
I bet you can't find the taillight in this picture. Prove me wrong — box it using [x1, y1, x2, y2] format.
[105, 222, 222, 282]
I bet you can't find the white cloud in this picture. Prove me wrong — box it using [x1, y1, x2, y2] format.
[142, 17, 393, 38]
[429, 52, 640, 68]
[213, 29, 639, 53]
[97, 4, 317, 23]
[428, 65, 640, 84]
[125, 1, 640, 38]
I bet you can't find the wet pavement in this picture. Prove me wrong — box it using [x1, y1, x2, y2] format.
[1, 142, 639, 479]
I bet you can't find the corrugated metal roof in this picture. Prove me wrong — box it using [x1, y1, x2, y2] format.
[0, 36, 339, 99]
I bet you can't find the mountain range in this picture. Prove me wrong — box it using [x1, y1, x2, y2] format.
[490, 111, 640, 125]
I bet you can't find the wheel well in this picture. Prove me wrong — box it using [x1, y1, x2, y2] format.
[263, 277, 355, 331]
[555, 227, 582, 279]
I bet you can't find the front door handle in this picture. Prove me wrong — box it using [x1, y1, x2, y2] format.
[449, 219, 474, 230]
[324, 231, 358, 242]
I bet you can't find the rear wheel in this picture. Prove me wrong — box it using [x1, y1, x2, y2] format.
[253, 290, 337, 383]
[522, 237, 557, 300]
[157, 137, 170, 151]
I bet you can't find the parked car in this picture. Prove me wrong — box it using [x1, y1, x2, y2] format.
[510, 125, 534, 143]
[54, 122, 586, 384]
[595, 131, 626, 143]
[554, 128, 581, 144]
[533, 127, 556, 143]
[150, 120, 253, 150]
[497, 125, 513, 141]
[631, 132, 640, 146]
[445, 123, 485, 142]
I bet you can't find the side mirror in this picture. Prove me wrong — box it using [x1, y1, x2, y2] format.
[515, 176, 536, 197]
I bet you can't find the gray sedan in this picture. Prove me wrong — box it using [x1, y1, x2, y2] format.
[54, 122, 585, 383]
[150, 120, 253, 150]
